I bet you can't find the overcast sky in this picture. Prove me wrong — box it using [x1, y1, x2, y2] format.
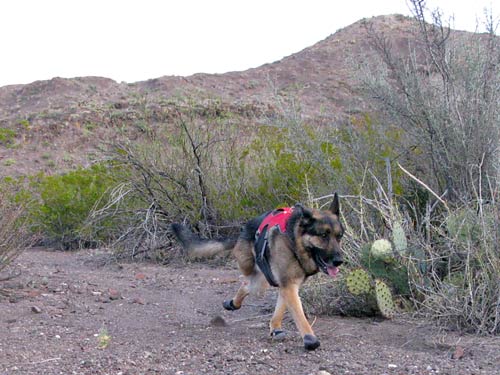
[0, 0, 496, 87]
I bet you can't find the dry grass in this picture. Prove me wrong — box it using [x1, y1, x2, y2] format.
[0, 189, 32, 275]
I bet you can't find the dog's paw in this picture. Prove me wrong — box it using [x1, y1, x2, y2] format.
[222, 299, 240, 311]
[303, 334, 320, 351]
[270, 329, 287, 341]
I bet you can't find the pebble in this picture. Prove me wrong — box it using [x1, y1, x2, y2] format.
[132, 297, 145, 305]
[31, 306, 42, 313]
[108, 288, 122, 300]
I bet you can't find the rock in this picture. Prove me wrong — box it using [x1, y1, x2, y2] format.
[31, 305, 42, 313]
[26, 289, 42, 298]
[108, 288, 122, 300]
[132, 297, 145, 305]
[452, 345, 465, 360]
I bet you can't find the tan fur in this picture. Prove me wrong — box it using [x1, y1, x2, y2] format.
[232, 241, 255, 276]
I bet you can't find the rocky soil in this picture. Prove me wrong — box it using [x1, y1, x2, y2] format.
[1, 248, 498, 375]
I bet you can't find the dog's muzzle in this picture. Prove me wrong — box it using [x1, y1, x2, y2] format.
[312, 248, 343, 278]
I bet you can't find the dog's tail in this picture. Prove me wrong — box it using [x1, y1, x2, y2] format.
[170, 223, 237, 259]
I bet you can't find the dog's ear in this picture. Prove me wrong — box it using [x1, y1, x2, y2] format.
[327, 192, 340, 216]
[295, 203, 314, 227]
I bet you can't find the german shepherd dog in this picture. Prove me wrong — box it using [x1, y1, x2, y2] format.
[170, 193, 344, 351]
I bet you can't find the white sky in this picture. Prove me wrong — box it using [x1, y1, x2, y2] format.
[0, 0, 496, 87]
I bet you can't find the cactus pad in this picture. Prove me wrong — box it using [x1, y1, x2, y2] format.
[392, 221, 407, 254]
[375, 279, 396, 319]
[346, 268, 371, 295]
[371, 239, 393, 262]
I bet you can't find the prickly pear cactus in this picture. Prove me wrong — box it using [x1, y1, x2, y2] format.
[346, 268, 371, 296]
[371, 239, 393, 262]
[392, 221, 407, 255]
[374, 279, 396, 319]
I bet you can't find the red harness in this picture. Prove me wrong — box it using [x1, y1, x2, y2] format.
[255, 207, 294, 287]
[257, 207, 294, 236]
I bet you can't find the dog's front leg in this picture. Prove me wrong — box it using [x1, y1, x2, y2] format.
[269, 292, 287, 340]
[280, 282, 320, 350]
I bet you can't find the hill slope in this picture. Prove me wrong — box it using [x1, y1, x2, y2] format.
[0, 14, 465, 176]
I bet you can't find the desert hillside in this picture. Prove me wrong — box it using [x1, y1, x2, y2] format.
[0, 14, 473, 176]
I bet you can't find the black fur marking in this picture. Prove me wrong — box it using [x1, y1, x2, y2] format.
[284, 208, 304, 243]
[240, 212, 270, 242]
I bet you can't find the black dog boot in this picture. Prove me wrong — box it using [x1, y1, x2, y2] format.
[222, 299, 240, 311]
[270, 329, 287, 341]
[303, 334, 320, 350]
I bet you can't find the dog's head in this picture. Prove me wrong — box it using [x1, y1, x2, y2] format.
[295, 193, 344, 277]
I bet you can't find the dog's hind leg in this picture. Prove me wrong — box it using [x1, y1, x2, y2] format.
[223, 282, 249, 310]
[223, 270, 268, 311]
[223, 239, 257, 311]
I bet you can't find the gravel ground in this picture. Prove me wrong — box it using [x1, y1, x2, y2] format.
[1, 248, 498, 375]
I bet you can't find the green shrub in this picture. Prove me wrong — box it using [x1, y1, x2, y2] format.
[29, 164, 118, 249]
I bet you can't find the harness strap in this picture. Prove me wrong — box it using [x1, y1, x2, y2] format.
[254, 224, 279, 287]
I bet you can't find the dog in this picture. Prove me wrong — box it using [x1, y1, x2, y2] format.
[170, 193, 344, 351]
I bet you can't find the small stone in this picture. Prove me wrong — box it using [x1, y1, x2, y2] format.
[317, 371, 332, 375]
[135, 273, 146, 280]
[388, 364, 398, 369]
[132, 297, 145, 305]
[108, 288, 122, 300]
[31, 306, 42, 313]
[452, 346, 465, 360]
[27, 290, 42, 298]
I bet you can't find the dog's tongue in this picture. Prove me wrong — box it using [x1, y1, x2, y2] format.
[327, 266, 339, 278]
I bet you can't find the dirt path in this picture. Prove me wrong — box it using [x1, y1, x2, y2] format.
[1, 248, 498, 375]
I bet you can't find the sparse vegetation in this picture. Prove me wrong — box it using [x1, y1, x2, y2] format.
[0, 127, 16, 146]
[0, 0, 497, 338]
[0, 182, 33, 276]
[3, 158, 16, 166]
[349, 0, 500, 334]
